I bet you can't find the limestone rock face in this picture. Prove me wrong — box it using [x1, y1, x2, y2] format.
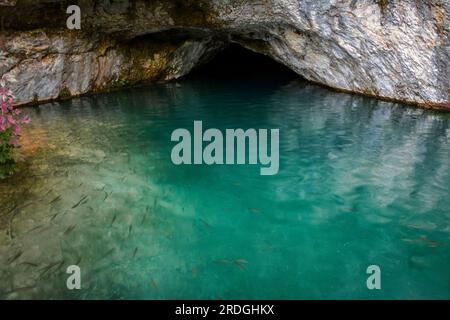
[0, 0, 448, 107]
[1, 30, 222, 104]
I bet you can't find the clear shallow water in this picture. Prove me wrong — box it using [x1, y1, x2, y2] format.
[1, 78, 450, 299]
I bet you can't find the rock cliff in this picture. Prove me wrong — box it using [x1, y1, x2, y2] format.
[0, 0, 448, 108]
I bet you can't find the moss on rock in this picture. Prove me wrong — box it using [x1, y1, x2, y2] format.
[58, 87, 71, 98]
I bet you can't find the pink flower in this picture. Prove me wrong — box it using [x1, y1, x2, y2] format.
[9, 138, 19, 146]
[13, 125, 21, 136]
[0, 103, 8, 114]
[21, 116, 31, 124]
[6, 115, 15, 125]
[0, 76, 31, 152]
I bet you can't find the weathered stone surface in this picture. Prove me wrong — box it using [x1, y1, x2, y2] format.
[1, 30, 222, 104]
[0, 0, 448, 108]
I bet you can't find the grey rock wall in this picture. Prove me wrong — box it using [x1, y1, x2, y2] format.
[0, 0, 448, 108]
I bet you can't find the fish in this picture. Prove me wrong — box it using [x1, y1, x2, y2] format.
[75, 256, 83, 266]
[248, 208, 259, 213]
[39, 260, 63, 278]
[16, 202, 35, 212]
[64, 224, 76, 235]
[20, 262, 38, 268]
[141, 213, 147, 225]
[54, 169, 68, 177]
[101, 248, 116, 259]
[192, 267, 198, 277]
[71, 195, 88, 209]
[132, 247, 138, 258]
[7, 251, 23, 264]
[39, 261, 61, 277]
[418, 236, 445, 247]
[7, 222, 14, 240]
[235, 259, 248, 264]
[7, 204, 18, 215]
[235, 263, 247, 271]
[50, 212, 60, 221]
[27, 224, 43, 233]
[235, 259, 248, 270]
[151, 279, 158, 289]
[200, 218, 212, 229]
[5, 285, 37, 296]
[128, 224, 133, 237]
[111, 214, 117, 226]
[56, 260, 65, 272]
[104, 191, 109, 201]
[215, 259, 230, 265]
[402, 236, 446, 247]
[80, 197, 89, 206]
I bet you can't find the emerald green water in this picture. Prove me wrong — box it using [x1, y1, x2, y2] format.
[1, 78, 450, 299]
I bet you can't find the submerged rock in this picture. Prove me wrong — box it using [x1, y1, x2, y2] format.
[0, 0, 448, 108]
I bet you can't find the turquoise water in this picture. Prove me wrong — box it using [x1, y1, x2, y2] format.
[1, 78, 450, 299]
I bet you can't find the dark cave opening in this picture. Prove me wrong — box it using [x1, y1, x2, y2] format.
[185, 44, 299, 82]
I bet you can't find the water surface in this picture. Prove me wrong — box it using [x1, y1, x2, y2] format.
[1, 78, 450, 299]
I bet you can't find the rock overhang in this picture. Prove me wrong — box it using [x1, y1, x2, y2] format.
[0, 0, 448, 109]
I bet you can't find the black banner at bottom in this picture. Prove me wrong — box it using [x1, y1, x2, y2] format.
[1, 300, 447, 318]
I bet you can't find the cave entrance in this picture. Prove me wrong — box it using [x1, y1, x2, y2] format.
[185, 44, 298, 82]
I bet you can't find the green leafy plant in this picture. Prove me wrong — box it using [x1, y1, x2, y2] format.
[103, 78, 131, 90]
[0, 127, 17, 178]
[58, 87, 72, 98]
